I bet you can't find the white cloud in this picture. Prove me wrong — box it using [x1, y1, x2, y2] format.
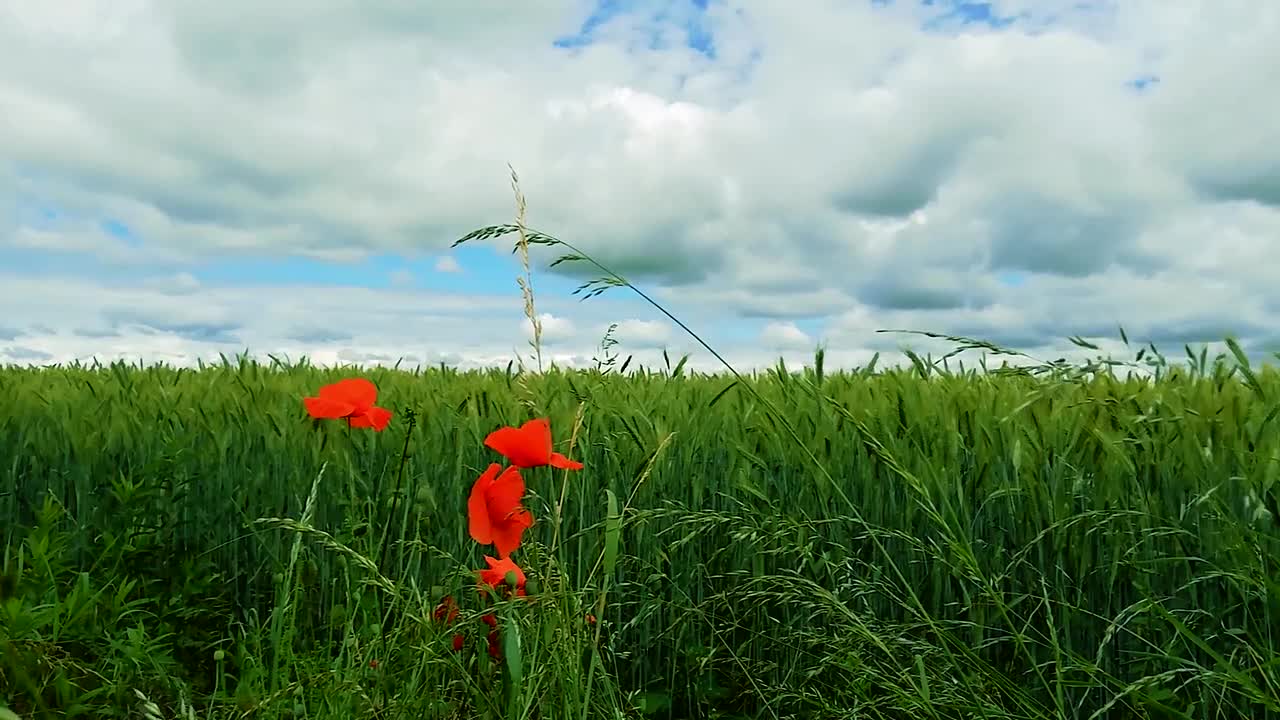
[760, 321, 812, 351]
[139, 271, 201, 294]
[1, 0, 1277, 373]
[434, 255, 462, 273]
[523, 312, 576, 346]
[613, 319, 672, 348]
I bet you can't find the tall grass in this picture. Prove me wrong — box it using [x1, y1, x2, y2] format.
[2, 170, 1278, 718]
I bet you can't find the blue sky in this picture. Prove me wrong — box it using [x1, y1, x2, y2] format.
[1, 0, 1274, 371]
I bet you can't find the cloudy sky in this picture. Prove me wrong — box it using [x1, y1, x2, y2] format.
[2, 0, 1277, 374]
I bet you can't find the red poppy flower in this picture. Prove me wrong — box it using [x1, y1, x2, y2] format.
[467, 464, 533, 558]
[487, 630, 501, 658]
[484, 418, 583, 470]
[303, 378, 392, 431]
[476, 555, 527, 597]
[451, 634, 465, 652]
[433, 596, 459, 625]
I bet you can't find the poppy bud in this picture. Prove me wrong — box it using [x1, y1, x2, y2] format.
[487, 631, 501, 659]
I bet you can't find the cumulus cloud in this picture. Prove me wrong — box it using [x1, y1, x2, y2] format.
[1, 0, 1277, 373]
[761, 321, 812, 351]
[613, 319, 672, 349]
[524, 312, 577, 346]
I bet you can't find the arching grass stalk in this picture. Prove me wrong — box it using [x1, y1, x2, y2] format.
[451, 169, 1058, 715]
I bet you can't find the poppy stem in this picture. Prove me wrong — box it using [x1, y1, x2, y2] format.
[548, 403, 587, 562]
[378, 407, 417, 573]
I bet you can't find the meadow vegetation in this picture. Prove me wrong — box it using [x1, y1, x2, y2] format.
[2, 173, 1279, 719]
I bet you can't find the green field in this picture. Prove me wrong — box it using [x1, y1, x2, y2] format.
[4, 207, 1280, 719]
[3, 341, 1279, 718]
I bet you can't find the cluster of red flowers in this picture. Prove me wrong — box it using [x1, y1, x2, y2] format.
[304, 380, 583, 660]
[462, 418, 582, 656]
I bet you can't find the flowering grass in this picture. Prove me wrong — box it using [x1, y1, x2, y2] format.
[2, 171, 1280, 718]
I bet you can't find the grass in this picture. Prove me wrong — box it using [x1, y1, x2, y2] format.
[2, 168, 1279, 719]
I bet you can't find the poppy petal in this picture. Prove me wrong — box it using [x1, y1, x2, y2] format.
[484, 419, 552, 467]
[304, 396, 356, 419]
[433, 596, 459, 625]
[491, 520, 527, 558]
[468, 464, 502, 546]
[321, 378, 378, 412]
[479, 556, 526, 587]
[478, 556, 504, 587]
[549, 452, 584, 470]
[504, 507, 533, 529]
[485, 467, 527, 519]
[488, 504, 529, 556]
[348, 406, 393, 431]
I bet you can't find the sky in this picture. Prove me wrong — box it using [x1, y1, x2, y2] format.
[1, 0, 1278, 374]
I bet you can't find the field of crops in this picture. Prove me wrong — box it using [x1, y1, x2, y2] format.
[2, 343, 1278, 719]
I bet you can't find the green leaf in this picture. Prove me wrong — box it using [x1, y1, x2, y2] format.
[501, 605, 524, 707]
[603, 489, 620, 578]
[1225, 336, 1266, 399]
